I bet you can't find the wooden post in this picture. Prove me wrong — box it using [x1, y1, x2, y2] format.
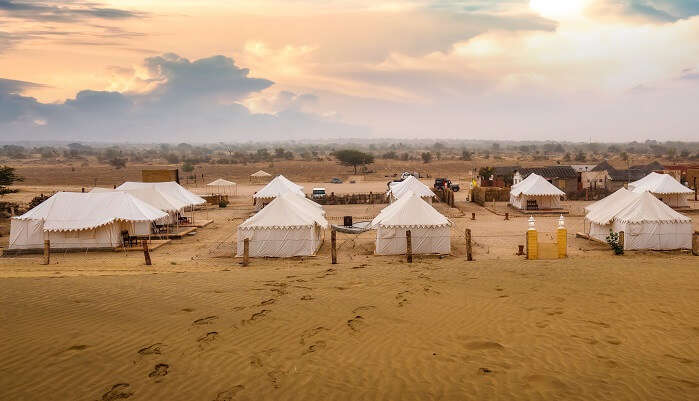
[142, 239, 152, 266]
[331, 230, 337, 264]
[406, 230, 413, 263]
[471, 212, 475, 220]
[619, 231, 625, 251]
[505, 212, 509, 220]
[465, 228, 473, 261]
[243, 238, 250, 267]
[692, 233, 698, 256]
[517, 245, 524, 255]
[43, 240, 50, 265]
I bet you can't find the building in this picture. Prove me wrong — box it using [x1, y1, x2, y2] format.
[515, 166, 578, 194]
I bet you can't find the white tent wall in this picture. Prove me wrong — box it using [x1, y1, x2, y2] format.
[375, 226, 450, 255]
[510, 194, 561, 210]
[612, 220, 692, 250]
[236, 225, 324, 257]
[588, 220, 692, 250]
[8, 220, 137, 250]
[390, 194, 432, 204]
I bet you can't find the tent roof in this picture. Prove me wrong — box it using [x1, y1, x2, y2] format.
[371, 192, 451, 228]
[628, 172, 693, 195]
[207, 178, 236, 186]
[510, 173, 566, 197]
[117, 181, 206, 208]
[586, 191, 691, 225]
[387, 176, 435, 199]
[14, 191, 168, 232]
[239, 192, 328, 229]
[250, 170, 272, 177]
[584, 188, 630, 213]
[253, 175, 304, 199]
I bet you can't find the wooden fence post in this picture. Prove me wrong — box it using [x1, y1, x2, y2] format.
[43, 240, 50, 265]
[692, 232, 698, 256]
[331, 230, 337, 264]
[471, 212, 475, 220]
[465, 228, 473, 261]
[406, 230, 413, 263]
[619, 231, 625, 251]
[142, 239, 152, 266]
[505, 212, 509, 220]
[243, 238, 250, 267]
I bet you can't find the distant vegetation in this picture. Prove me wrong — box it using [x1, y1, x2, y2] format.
[0, 139, 698, 170]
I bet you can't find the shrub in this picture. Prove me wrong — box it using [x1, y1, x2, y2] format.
[218, 199, 229, 208]
[605, 230, 624, 255]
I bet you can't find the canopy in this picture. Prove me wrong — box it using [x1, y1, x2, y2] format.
[251, 170, 272, 177]
[628, 172, 692, 195]
[240, 192, 328, 229]
[254, 175, 304, 199]
[387, 176, 436, 199]
[207, 178, 236, 186]
[14, 191, 168, 232]
[117, 181, 206, 208]
[584, 188, 630, 213]
[372, 192, 451, 228]
[510, 173, 566, 197]
[586, 190, 690, 225]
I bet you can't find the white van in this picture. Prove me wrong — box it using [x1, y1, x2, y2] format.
[312, 188, 327, 199]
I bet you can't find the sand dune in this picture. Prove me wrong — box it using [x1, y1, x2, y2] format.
[0, 255, 697, 401]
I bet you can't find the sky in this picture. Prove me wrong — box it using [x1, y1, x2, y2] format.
[0, 0, 698, 142]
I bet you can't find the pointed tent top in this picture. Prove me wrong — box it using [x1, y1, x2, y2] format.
[254, 175, 304, 199]
[251, 170, 272, 177]
[510, 173, 565, 197]
[586, 190, 690, 225]
[15, 191, 168, 232]
[628, 172, 692, 195]
[117, 181, 206, 207]
[388, 175, 436, 199]
[240, 192, 328, 229]
[371, 192, 451, 228]
[207, 178, 236, 186]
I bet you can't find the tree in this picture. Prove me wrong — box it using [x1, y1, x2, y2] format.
[563, 152, 572, 162]
[0, 165, 23, 196]
[182, 161, 195, 172]
[421, 152, 432, 163]
[478, 166, 495, 181]
[460, 149, 472, 160]
[575, 151, 586, 162]
[333, 149, 375, 174]
[108, 157, 127, 169]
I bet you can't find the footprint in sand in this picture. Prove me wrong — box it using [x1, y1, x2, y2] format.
[316, 268, 337, 278]
[302, 340, 327, 355]
[525, 374, 568, 391]
[464, 341, 505, 351]
[535, 321, 549, 329]
[213, 385, 245, 401]
[246, 309, 271, 323]
[267, 370, 287, 389]
[352, 306, 375, 314]
[101, 383, 133, 401]
[193, 316, 218, 326]
[300, 295, 314, 301]
[181, 308, 195, 312]
[259, 298, 276, 306]
[396, 291, 411, 307]
[664, 354, 694, 364]
[347, 315, 365, 332]
[604, 336, 622, 345]
[138, 343, 165, 356]
[148, 363, 169, 378]
[351, 264, 367, 269]
[584, 320, 611, 329]
[197, 332, 219, 347]
[300, 326, 329, 345]
[232, 306, 246, 311]
[571, 334, 598, 345]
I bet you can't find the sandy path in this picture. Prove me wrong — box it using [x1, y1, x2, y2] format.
[0, 256, 697, 401]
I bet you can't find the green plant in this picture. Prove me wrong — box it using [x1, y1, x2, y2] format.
[605, 230, 624, 255]
[218, 199, 229, 208]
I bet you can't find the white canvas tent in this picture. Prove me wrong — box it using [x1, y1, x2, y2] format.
[237, 192, 328, 257]
[628, 172, 692, 208]
[117, 181, 206, 208]
[250, 170, 272, 183]
[207, 178, 237, 196]
[387, 176, 435, 203]
[510, 173, 566, 210]
[9, 192, 168, 250]
[253, 175, 304, 210]
[586, 191, 692, 250]
[371, 192, 452, 255]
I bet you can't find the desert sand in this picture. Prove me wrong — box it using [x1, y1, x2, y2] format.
[0, 163, 698, 401]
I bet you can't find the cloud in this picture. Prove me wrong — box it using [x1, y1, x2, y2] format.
[588, 0, 699, 22]
[0, 54, 367, 141]
[0, 0, 144, 22]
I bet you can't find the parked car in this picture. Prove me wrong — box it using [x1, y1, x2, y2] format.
[312, 187, 327, 199]
[330, 178, 343, 184]
[434, 178, 460, 192]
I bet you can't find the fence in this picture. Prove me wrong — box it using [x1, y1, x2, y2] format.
[313, 192, 388, 205]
